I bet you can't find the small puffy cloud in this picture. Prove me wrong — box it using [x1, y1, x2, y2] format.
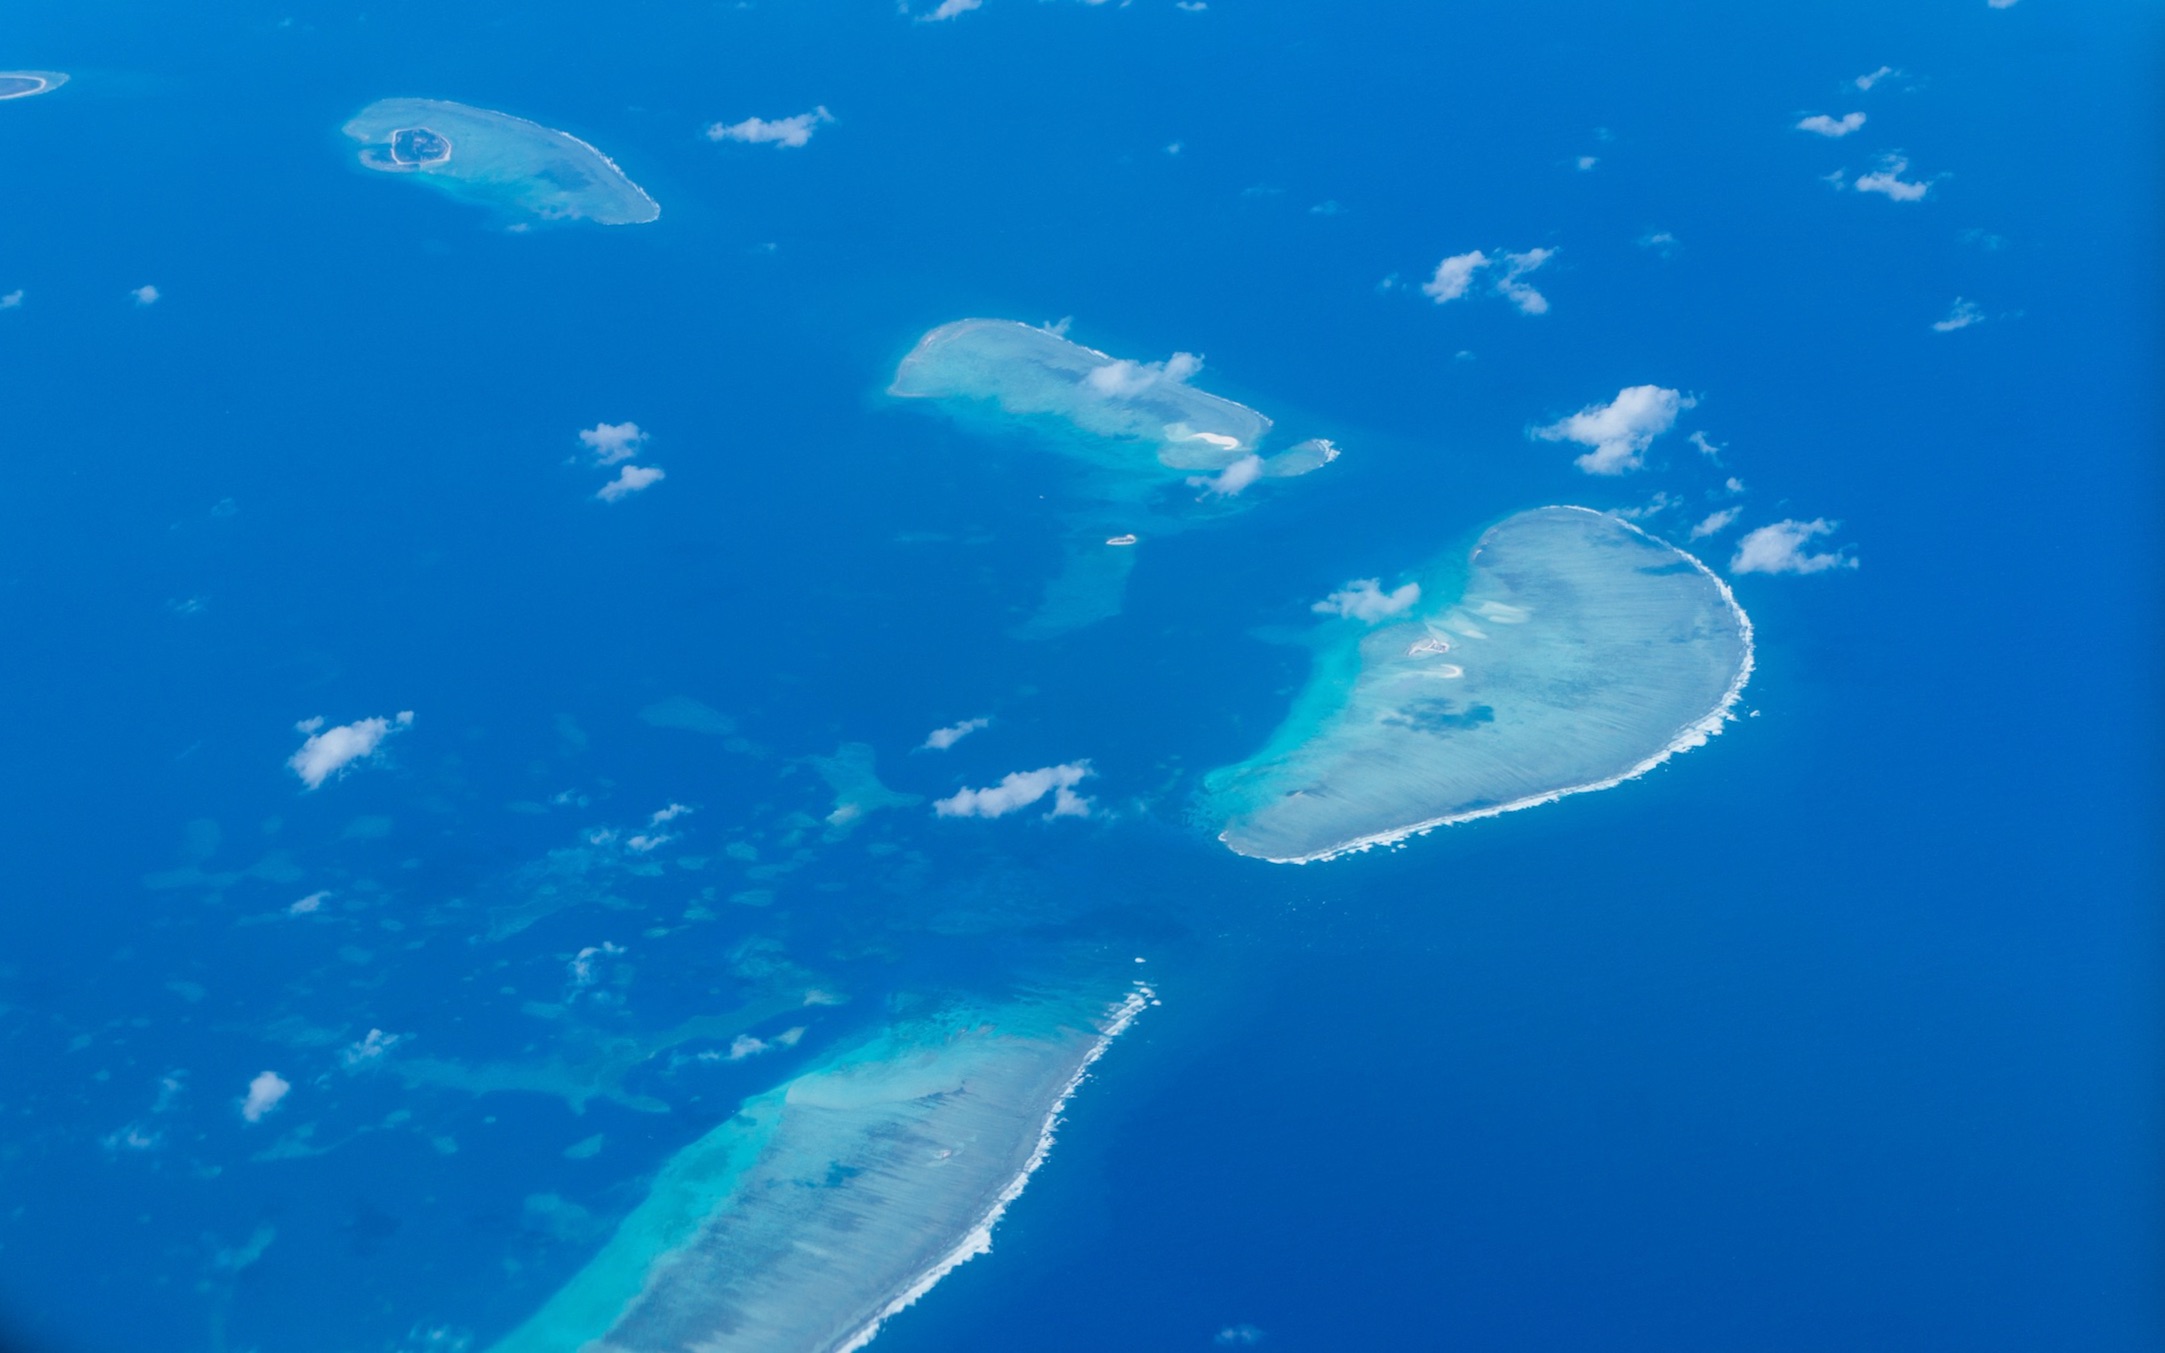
[1852, 154, 1930, 202]
[1932, 298, 1986, 332]
[1086, 351, 1201, 398]
[922, 716, 991, 751]
[289, 711, 413, 790]
[1731, 519, 1858, 575]
[919, 0, 983, 18]
[240, 1071, 289, 1123]
[287, 890, 329, 915]
[1637, 231, 1680, 258]
[1494, 248, 1555, 315]
[1987, 0, 2019, 8]
[1688, 430, 1724, 460]
[1575, 155, 1599, 171]
[577, 421, 645, 465]
[1797, 112, 1866, 137]
[1188, 453, 1263, 497]
[1313, 578, 1420, 622]
[704, 107, 834, 148]
[1689, 507, 1741, 540]
[131, 285, 160, 307]
[1422, 250, 1490, 303]
[597, 464, 664, 502]
[340, 1029, 403, 1069]
[0, 290, 20, 309]
[650, 802, 692, 825]
[935, 762, 1093, 820]
[1533, 385, 1694, 475]
[1854, 65, 1898, 91]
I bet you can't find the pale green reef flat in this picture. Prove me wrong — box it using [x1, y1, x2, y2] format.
[890, 319, 1336, 484]
[0, 71, 67, 100]
[488, 986, 1148, 1353]
[1201, 506, 1754, 864]
[343, 98, 660, 226]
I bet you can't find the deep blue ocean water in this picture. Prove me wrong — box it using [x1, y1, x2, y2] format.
[1, 1, 2158, 1350]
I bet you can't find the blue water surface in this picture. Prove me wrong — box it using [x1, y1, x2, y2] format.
[0, 1, 2157, 1350]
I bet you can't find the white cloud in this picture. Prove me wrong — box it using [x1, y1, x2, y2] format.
[1421, 247, 1554, 312]
[1731, 518, 1858, 575]
[1421, 250, 1491, 303]
[922, 716, 991, 751]
[1495, 248, 1555, 315]
[650, 802, 692, 825]
[1852, 154, 1930, 201]
[1575, 155, 1599, 171]
[577, 421, 645, 465]
[935, 762, 1093, 820]
[287, 890, 329, 915]
[1312, 578, 1420, 622]
[1854, 65, 1898, 91]
[704, 107, 834, 148]
[288, 711, 413, 790]
[919, 0, 983, 18]
[1086, 351, 1202, 398]
[240, 1071, 289, 1123]
[1688, 430, 1724, 460]
[1637, 230, 1680, 258]
[0, 290, 20, 310]
[341, 1029, 403, 1069]
[1797, 112, 1867, 137]
[1533, 385, 1694, 475]
[1987, 0, 2019, 8]
[1188, 453, 1264, 497]
[1689, 507, 1741, 539]
[131, 285, 160, 307]
[596, 464, 664, 502]
[1932, 298, 1986, 332]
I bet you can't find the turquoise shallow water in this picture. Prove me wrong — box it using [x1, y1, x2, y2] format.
[0, 2, 2157, 1351]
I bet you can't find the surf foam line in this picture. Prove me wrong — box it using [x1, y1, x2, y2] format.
[1235, 506, 1757, 866]
[833, 982, 1154, 1353]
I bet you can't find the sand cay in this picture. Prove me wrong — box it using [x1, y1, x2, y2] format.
[1201, 507, 1754, 863]
[343, 98, 659, 226]
[487, 986, 1147, 1353]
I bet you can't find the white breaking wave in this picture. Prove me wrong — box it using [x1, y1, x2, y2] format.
[833, 983, 1154, 1353]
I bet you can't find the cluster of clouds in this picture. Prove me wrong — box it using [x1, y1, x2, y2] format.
[1730, 519, 1858, 575]
[705, 107, 834, 149]
[578, 421, 666, 503]
[289, 711, 413, 790]
[1313, 578, 1420, 622]
[1087, 351, 1202, 398]
[1421, 247, 1556, 315]
[914, 0, 1125, 21]
[934, 762, 1093, 819]
[1534, 385, 1695, 476]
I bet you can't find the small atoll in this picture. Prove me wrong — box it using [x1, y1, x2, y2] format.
[343, 98, 659, 226]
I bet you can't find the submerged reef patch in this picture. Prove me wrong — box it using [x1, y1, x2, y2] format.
[1200, 506, 1753, 863]
[343, 98, 659, 225]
